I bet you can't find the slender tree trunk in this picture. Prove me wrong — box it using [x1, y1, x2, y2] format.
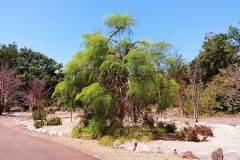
[177, 89, 184, 117]
[192, 83, 198, 123]
[0, 103, 3, 115]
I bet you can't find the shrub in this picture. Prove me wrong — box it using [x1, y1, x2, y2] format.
[32, 109, 46, 128]
[157, 121, 177, 133]
[143, 113, 154, 127]
[123, 126, 140, 140]
[70, 125, 82, 138]
[44, 108, 55, 114]
[46, 117, 62, 126]
[99, 136, 114, 146]
[32, 109, 47, 121]
[165, 122, 177, 133]
[176, 124, 213, 142]
[118, 137, 125, 144]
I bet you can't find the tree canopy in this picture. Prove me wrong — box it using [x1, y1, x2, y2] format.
[53, 13, 178, 136]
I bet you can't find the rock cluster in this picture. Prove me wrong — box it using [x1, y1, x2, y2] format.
[119, 140, 240, 160]
[14, 118, 69, 137]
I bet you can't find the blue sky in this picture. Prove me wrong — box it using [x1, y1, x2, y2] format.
[1, 1, 239, 67]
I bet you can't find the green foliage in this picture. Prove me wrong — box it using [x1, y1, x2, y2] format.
[157, 121, 177, 133]
[53, 13, 175, 138]
[143, 113, 154, 127]
[155, 74, 179, 114]
[34, 121, 44, 129]
[104, 13, 137, 35]
[98, 136, 114, 146]
[123, 126, 141, 140]
[199, 33, 238, 83]
[46, 117, 62, 126]
[44, 108, 55, 114]
[0, 43, 63, 110]
[70, 125, 82, 138]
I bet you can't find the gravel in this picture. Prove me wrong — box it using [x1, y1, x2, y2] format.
[2, 112, 240, 160]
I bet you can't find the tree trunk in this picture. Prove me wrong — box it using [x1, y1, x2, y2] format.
[0, 103, 3, 115]
[177, 89, 184, 117]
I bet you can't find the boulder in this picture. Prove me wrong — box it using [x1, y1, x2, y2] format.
[223, 150, 240, 160]
[149, 146, 163, 154]
[212, 148, 223, 160]
[135, 142, 150, 152]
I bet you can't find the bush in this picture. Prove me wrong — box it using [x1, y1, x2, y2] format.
[123, 126, 140, 140]
[176, 124, 213, 142]
[158, 121, 177, 133]
[46, 117, 62, 126]
[44, 108, 55, 114]
[143, 113, 154, 127]
[99, 136, 114, 146]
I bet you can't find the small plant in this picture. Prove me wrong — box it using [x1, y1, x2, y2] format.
[123, 126, 141, 140]
[157, 121, 177, 133]
[32, 109, 47, 121]
[99, 136, 114, 146]
[34, 121, 43, 129]
[176, 124, 213, 142]
[46, 117, 62, 126]
[44, 108, 55, 114]
[32, 109, 46, 128]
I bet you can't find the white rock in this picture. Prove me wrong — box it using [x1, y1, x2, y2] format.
[49, 130, 57, 136]
[223, 150, 240, 160]
[28, 126, 33, 131]
[164, 147, 177, 155]
[41, 129, 47, 134]
[195, 152, 211, 160]
[136, 143, 150, 152]
[149, 146, 162, 153]
[58, 132, 63, 136]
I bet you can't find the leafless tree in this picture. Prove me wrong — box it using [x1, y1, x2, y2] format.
[21, 78, 51, 111]
[188, 57, 203, 123]
[0, 61, 22, 115]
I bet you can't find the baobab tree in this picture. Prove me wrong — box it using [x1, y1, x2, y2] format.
[21, 78, 51, 111]
[0, 61, 22, 115]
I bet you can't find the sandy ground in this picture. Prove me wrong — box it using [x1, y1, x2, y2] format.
[2, 112, 240, 160]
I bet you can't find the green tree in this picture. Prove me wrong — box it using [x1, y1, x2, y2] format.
[0, 44, 64, 108]
[165, 52, 188, 117]
[54, 13, 176, 137]
[199, 33, 238, 83]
